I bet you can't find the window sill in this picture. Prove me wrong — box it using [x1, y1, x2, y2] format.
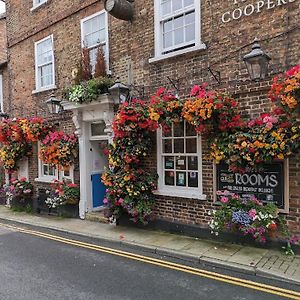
[35, 177, 56, 183]
[154, 188, 207, 200]
[149, 43, 207, 64]
[32, 84, 57, 94]
[31, 1, 48, 12]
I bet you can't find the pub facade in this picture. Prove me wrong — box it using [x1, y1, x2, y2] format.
[3, 0, 300, 234]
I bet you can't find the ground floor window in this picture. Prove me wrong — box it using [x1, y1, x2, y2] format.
[156, 121, 205, 199]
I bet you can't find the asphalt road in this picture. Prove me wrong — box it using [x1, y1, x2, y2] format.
[0, 223, 299, 300]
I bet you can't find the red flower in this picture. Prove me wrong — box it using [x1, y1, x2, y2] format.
[268, 223, 277, 231]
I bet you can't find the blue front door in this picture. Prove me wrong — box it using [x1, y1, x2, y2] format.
[92, 173, 106, 208]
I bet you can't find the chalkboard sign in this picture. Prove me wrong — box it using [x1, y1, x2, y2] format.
[215, 161, 288, 212]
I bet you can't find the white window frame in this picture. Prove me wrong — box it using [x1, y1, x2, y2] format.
[80, 10, 110, 73]
[36, 159, 58, 183]
[156, 123, 206, 200]
[34, 34, 56, 93]
[31, 0, 48, 11]
[150, 0, 206, 63]
[35, 143, 74, 183]
[0, 74, 3, 112]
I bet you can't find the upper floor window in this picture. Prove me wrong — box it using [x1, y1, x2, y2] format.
[156, 121, 205, 199]
[34, 35, 55, 92]
[81, 10, 109, 72]
[32, 0, 47, 10]
[151, 0, 205, 62]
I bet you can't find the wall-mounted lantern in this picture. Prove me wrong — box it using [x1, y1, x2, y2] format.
[243, 39, 271, 81]
[104, 0, 134, 21]
[45, 94, 62, 114]
[108, 79, 130, 104]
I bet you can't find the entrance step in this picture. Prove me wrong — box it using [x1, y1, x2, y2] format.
[85, 211, 108, 224]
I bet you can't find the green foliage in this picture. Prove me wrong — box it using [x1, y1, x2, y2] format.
[65, 76, 114, 104]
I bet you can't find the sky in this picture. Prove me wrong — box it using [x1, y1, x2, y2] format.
[0, 2, 5, 14]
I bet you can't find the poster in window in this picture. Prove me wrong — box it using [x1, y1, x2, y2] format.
[176, 156, 186, 170]
[188, 156, 198, 170]
[165, 171, 175, 186]
[176, 172, 186, 186]
[165, 157, 174, 169]
[188, 172, 198, 187]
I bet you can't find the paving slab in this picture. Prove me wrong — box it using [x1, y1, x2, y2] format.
[202, 243, 242, 261]
[227, 246, 268, 266]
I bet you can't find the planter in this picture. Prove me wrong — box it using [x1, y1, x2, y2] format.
[57, 204, 79, 218]
[11, 195, 32, 210]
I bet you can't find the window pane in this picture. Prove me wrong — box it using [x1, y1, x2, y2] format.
[49, 166, 55, 176]
[176, 156, 186, 170]
[174, 28, 184, 45]
[163, 32, 173, 49]
[188, 172, 198, 187]
[172, 0, 182, 11]
[164, 156, 174, 169]
[188, 156, 198, 170]
[174, 139, 184, 153]
[184, 0, 193, 6]
[163, 20, 173, 33]
[186, 122, 196, 136]
[174, 15, 184, 29]
[63, 168, 70, 177]
[185, 24, 195, 42]
[161, 0, 171, 16]
[43, 165, 49, 176]
[163, 139, 172, 153]
[176, 172, 186, 186]
[91, 121, 106, 136]
[165, 171, 175, 186]
[186, 138, 197, 153]
[174, 122, 184, 137]
[185, 11, 195, 25]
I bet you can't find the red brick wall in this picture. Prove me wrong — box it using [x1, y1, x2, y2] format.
[5, 0, 300, 231]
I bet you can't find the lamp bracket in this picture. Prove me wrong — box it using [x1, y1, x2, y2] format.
[208, 67, 221, 85]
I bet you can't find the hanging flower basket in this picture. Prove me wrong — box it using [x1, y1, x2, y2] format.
[0, 117, 54, 170]
[39, 131, 78, 168]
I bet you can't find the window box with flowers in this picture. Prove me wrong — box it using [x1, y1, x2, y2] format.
[44, 180, 80, 218]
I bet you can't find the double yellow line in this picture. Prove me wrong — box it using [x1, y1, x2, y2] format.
[1, 222, 299, 299]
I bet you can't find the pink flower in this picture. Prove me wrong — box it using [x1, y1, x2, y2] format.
[265, 122, 273, 130]
[118, 198, 124, 205]
[103, 198, 108, 204]
[248, 209, 257, 219]
[248, 120, 255, 127]
[220, 196, 228, 203]
[20, 177, 27, 182]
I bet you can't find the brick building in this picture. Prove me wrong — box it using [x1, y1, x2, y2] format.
[0, 13, 8, 115]
[4, 1, 300, 233]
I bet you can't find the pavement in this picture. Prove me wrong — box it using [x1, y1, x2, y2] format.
[0, 206, 299, 285]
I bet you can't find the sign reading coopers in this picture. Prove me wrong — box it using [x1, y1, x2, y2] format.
[215, 161, 289, 212]
[222, 0, 296, 23]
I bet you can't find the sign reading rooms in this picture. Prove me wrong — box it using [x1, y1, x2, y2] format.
[221, 0, 297, 23]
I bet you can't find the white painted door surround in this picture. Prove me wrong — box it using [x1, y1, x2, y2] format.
[61, 94, 114, 219]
